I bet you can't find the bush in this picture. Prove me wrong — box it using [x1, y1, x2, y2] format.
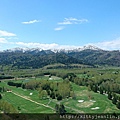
[57, 95, 62, 100]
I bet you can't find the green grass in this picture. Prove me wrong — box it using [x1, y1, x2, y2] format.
[62, 83, 120, 113]
[0, 77, 120, 114]
[0, 80, 56, 113]
[2, 92, 53, 113]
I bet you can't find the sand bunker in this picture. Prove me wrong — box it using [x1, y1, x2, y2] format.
[49, 78, 53, 80]
[90, 100, 96, 102]
[77, 101, 93, 108]
[91, 107, 99, 110]
[78, 100, 84, 103]
[30, 93, 33, 95]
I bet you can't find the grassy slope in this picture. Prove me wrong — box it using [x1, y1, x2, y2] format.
[0, 80, 55, 113]
[62, 83, 119, 113]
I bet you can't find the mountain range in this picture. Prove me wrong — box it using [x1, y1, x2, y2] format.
[0, 45, 120, 69]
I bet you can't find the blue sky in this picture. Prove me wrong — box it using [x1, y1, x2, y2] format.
[0, 0, 120, 50]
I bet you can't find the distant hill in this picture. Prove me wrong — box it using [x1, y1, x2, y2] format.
[0, 45, 120, 69]
[0, 50, 82, 69]
[67, 49, 120, 66]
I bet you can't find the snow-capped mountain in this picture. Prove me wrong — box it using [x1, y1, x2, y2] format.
[0, 45, 120, 68]
[2, 45, 102, 53]
[81, 45, 102, 51]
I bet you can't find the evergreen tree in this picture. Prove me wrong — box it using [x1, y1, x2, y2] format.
[0, 94, 2, 99]
[55, 104, 66, 115]
[50, 92, 55, 99]
[45, 115, 50, 120]
[59, 104, 66, 115]
[55, 104, 59, 113]
[0, 87, 2, 92]
[112, 97, 117, 105]
[116, 101, 120, 109]
[99, 87, 103, 94]
[92, 85, 98, 92]
[108, 92, 112, 100]
[57, 95, 62, 101]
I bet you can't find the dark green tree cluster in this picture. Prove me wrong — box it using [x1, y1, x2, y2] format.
[7, 81, 22, 87]
[0, 100, 18, 113]
[23, 80, 40, 90]
[21, 79, 72, 100]
[38, 80, 72, 100]
[0, 75, 14, 80]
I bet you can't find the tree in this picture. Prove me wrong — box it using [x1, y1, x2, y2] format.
[0, 94, 2, 99]
[39, 90, 48, 100]
[92, 85, 98, 92]
[0, 100, 17, 113]
[18, 106, 21, 110]
[0, 87, 2, 92]
[59, 104, 66, 115]
[55, 104, 66, 115]
[70, 91, 76, 100]
[21, 84, 25, 89]
[57, 95, 62, 101]
[45, 115, 50, 120]
[47, 90, 51, 96]
[116, 101, 120, 109]
[88, 85, 92, 91]
[50, 92, 55, 99]
[99, 87, 103, 94]
[112, 97, 117, 105]
[58, 82, 71, 99]
[108, 92, 112, 100]
[55, 104, 59, 113]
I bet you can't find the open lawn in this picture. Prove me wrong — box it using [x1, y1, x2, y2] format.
[61, 83, 120, 113]
[2, 92, 53, 113]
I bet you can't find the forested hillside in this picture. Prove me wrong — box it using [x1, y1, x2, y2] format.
[67, 49, 120, 66]
[0, 50, 82, 69]
[0, 48, 120, 69]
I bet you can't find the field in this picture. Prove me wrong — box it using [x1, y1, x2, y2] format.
[0, 67, 120, 115]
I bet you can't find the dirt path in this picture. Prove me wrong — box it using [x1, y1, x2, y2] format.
[11, 91, 55, 110]
[11, 91, 84, 113]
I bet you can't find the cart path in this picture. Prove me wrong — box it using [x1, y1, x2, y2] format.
[11, 91, 55, 110]
[11, 91, 84, 113]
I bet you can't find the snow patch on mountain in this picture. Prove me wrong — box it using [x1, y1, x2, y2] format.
[2, 45, 102, 53]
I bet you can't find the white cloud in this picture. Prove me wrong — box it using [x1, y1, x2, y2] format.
[54, 26, 65, 31]
[58, 17, 89, 25]
[1, 35, 120, 51]
[0, 30, 17, 51]
[0, 38, 8, 43]
[14, 42, 81, 50]
[15, 42, 58, 49]
[22, 20, 40, 24]
[0, 30, 16, 37]
[88, 38, 120, 50]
